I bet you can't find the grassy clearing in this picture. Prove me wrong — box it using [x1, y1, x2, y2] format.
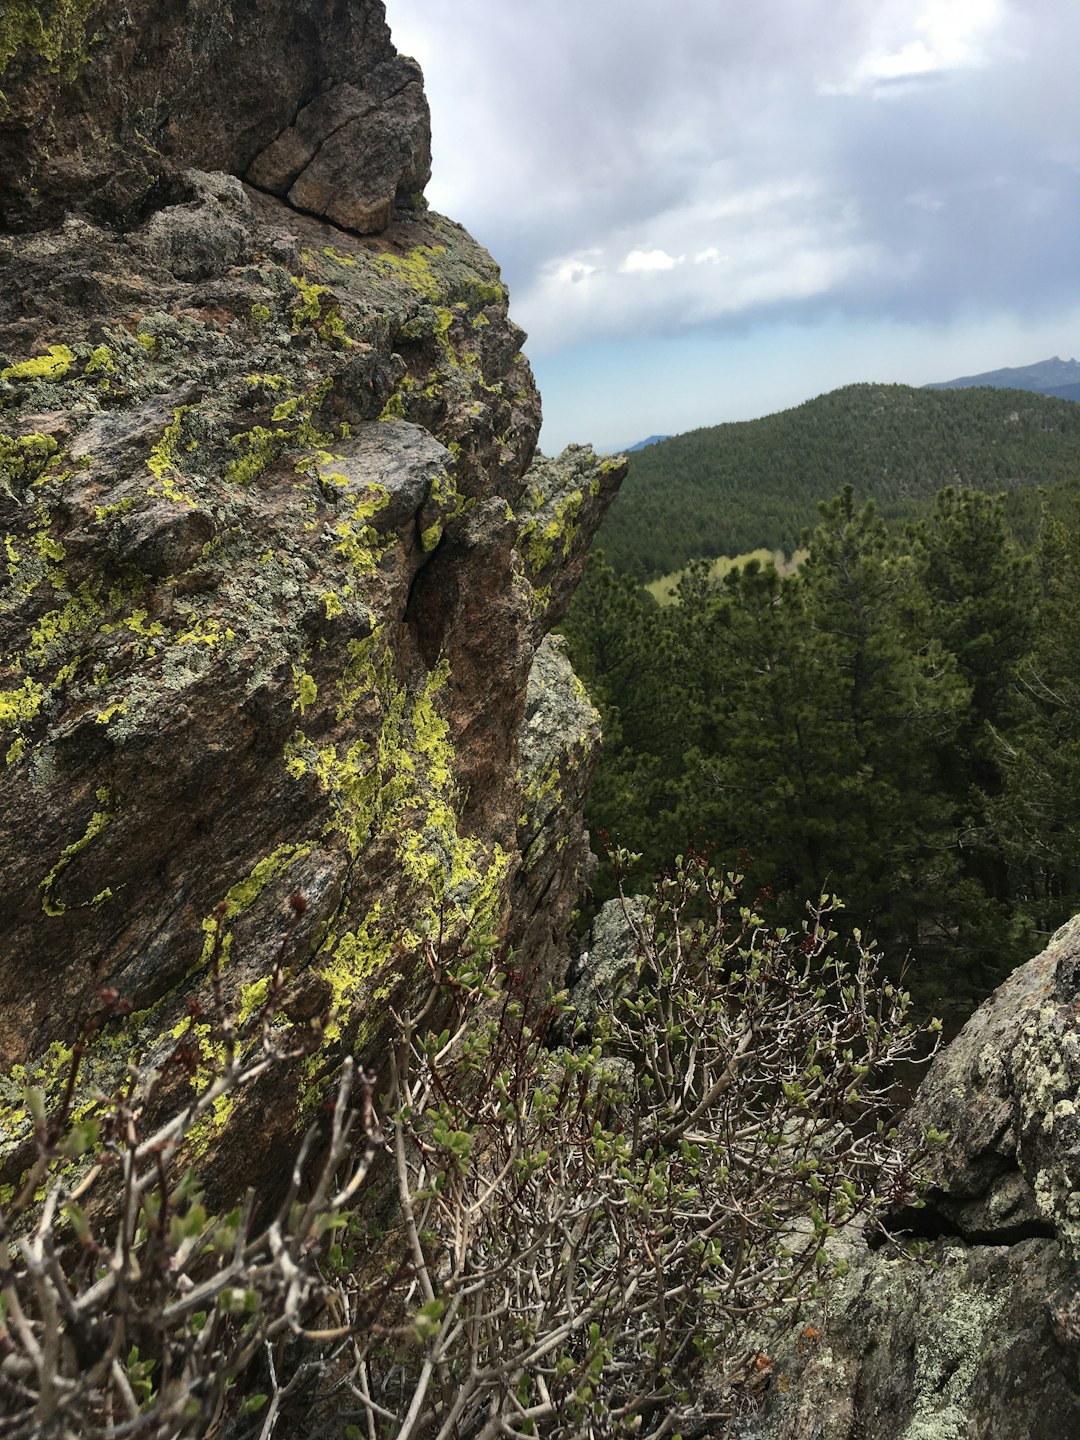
[645, 547, 805, 605]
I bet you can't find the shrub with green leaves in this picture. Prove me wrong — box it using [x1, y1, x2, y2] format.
[0, 855, 937, 1438]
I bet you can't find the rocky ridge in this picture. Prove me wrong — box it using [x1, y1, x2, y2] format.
[0, 0, 626, 1204]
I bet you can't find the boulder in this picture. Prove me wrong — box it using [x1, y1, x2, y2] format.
[0, 0, 627, 1210]
[744, 916, 1080, 1439]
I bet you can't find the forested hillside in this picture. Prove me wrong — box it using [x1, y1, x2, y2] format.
[565, 485, 1080, 1020]
[599, 383, 1080, 578]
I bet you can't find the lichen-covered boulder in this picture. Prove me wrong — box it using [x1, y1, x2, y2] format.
[515, 444, 627, 635]
[0, 1, 626, 1208]
[743, 917, 1080, 1439]
[739, 1232, 1077, 1440]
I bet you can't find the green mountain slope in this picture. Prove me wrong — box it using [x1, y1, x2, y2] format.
[599, 382, 1080, 579]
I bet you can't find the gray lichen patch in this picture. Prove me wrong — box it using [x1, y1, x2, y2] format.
[518, 634, 601, 864]
[900, 1272, 1009, 1440]
[1013, 999, 1080, 1255]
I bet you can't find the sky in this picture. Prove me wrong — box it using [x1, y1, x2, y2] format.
[388, 0, 1080, 453]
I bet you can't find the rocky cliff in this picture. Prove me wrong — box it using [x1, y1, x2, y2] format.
[746, 917, 1080, 1439]
[0, 0, 625, 1203]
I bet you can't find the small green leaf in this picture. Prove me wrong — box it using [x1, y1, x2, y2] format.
[59, 1119, 99, 1158]
[63, 1201, 90, 1240]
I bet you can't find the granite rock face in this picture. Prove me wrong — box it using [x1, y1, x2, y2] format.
[745, 918, 1080, 1440]
[0, 3, 626, 1204]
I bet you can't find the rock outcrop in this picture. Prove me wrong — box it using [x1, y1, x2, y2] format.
[0, 1, 626, 1205]
[745, 918, 1080, 1439]
[0, 0, 430, 234]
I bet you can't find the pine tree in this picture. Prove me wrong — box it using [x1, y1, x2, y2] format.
[992, 517, 1080, 936]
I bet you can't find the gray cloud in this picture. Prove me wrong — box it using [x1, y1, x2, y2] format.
[389, 1, 1080, 355]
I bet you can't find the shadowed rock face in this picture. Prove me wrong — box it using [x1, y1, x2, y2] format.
[0, 2, 626, 1205]
[744, 918, 1080, 1440]
[0, 0, 430, 232]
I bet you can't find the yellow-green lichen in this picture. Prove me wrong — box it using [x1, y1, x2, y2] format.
[225, 425, 281, 486]
[519, 488, 586, 577]
[24, 580, 105, 668]
[83, 344, 116, 377]
[34, 530, 65, 563]
[174, 618, 234, 648]
[378, 381, 412, 421]
[196, 841, 315, 973]
[146, 407, 195, 506]
[237, 977, 272, 1027]
[322, 246, 358, 269]
[0, 0, 98, 85]
[290, 275, 328, 328]
[293, 665, 318, 716]
[286, 641, 510, 976]
[225, 381, 335, 486]
[272, 393, 303, 422]
[93, 496, 135, 523]
[0, 432, 60, 488]
[522, 756, 562, 808]
[289, 275, 354, 348]
[372, 246, 447, 302]
[428, 468, 471, 524]
[2, 344, 74, 382]
[165, 1021, 234, 1157]
[40, 784, 114, 917]
[315, 906, 395, 1045]
[0, 675, 46, 729]
[326, 479, 390, 578]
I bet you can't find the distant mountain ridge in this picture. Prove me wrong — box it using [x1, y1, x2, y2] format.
[622, 434, 671, 452]
[597, 382, 1080, 580]
[926, 355, 1080, 396]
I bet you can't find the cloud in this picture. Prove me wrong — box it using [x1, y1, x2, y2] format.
[619, 248, 681, 274]
[388, 0, 1080, 358]
[819, 0, 1004, 97]
[551, 253, 601, 285]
